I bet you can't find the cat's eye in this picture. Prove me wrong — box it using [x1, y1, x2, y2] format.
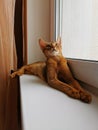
[46, 45, 51, 50]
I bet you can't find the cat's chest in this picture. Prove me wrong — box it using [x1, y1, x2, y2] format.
[57, 63, 63, 72]
[56, 60, 67, 72]
[47, 57, 67, 72]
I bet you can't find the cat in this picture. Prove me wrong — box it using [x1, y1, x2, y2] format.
[11, 37, 92, 103]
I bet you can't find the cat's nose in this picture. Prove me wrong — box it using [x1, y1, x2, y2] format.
[53, 48, 56, 51]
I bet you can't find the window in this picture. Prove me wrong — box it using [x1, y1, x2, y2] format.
[53, 0, 98, 88]
[55, 0, 98, 61]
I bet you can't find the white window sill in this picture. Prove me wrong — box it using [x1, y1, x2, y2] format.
[20, 75, 98, 130]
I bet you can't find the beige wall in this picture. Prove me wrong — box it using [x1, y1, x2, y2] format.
[27, 0, 50, 63]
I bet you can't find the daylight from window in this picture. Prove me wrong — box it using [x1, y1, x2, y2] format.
[61, 0, 98, 61]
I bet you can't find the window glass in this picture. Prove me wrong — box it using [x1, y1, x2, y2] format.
[61, 0, 98, 61]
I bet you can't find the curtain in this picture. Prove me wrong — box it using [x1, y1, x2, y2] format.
[22, 0, 27, 65]
[0, 0, 26, 129]
[0, 0, 17, 129]
[5, 77, 20, 130]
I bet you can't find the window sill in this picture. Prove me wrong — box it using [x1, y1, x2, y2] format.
[20, 75, 98, 130]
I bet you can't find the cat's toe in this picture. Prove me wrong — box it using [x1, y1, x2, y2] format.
[10, 72, 19, 78]
[71, 91, 80, 99]
[80, 91, 92, 103]
[10, 73, 16, 78]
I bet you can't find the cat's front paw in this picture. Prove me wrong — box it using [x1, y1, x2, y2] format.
[10, 72, 17, 78]
[10, 71, 22, 78]
[80, 91, 92, 103]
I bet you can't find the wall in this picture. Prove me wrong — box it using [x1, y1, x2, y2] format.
[27, 0, 50, 63]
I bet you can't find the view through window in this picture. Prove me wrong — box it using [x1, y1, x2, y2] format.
[59, 0, 98, 61]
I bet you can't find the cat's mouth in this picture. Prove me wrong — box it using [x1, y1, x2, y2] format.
[52, 51, 60, 56]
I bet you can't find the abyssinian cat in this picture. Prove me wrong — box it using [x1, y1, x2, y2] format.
[11, 37, 92, 103]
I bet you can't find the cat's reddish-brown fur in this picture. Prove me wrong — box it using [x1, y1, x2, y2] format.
[11, 37, 92, 103]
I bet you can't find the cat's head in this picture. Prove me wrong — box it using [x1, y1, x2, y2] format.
[39, 37, 62, 58]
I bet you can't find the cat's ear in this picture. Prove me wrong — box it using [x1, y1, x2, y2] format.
[57, 36, 61, 44]
[39, 38, 46, 50]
